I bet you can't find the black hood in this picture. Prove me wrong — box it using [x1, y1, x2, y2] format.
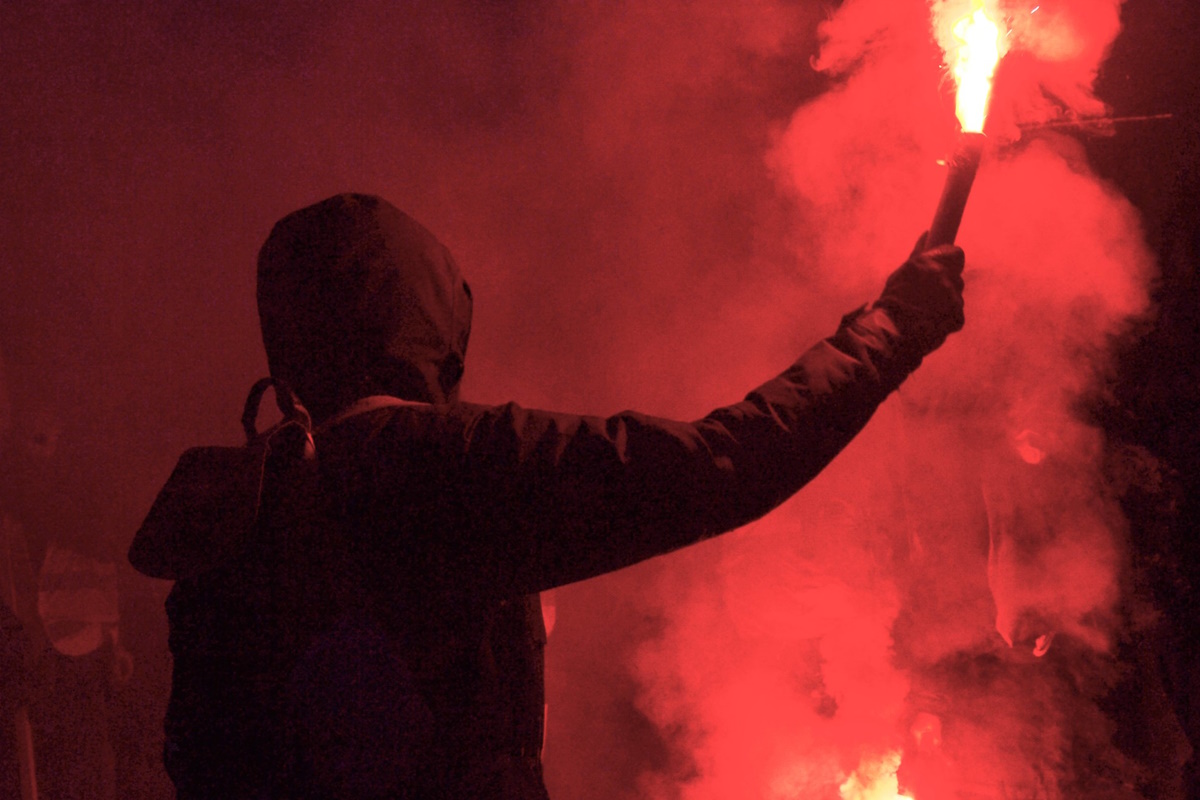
[257, 194, 472, 420]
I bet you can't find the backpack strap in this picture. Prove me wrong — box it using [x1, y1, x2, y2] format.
[242, 377, 313, 444]
[242, 381, 426, 443]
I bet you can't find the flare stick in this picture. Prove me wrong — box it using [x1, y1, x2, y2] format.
[927, 132, 985, 247]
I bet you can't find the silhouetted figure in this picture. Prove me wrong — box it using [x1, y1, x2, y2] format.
[1, 407, 131, 800]
[130, 193, 965, 799]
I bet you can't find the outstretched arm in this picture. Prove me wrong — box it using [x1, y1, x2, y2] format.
[456, 241, 966, 593]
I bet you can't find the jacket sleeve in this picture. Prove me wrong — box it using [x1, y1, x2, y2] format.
[454, 304, 927, 594]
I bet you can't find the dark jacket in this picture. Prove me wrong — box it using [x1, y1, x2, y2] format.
[136, 194, 962, 799]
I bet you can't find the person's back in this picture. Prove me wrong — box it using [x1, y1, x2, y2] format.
[131, 193, 966, 798]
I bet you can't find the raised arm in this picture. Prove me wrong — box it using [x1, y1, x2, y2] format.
[456, 242, 965, 592]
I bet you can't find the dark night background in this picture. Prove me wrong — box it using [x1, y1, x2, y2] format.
[1, 1, 1197, 797]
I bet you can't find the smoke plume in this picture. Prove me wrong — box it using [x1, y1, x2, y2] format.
[628, 1, 1159, 798]
[0, 1, 1176, 798]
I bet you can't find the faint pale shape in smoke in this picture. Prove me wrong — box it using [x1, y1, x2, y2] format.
[1012, 429, 1045, 464]
[985, 460, 1123, 654]
[910, 712, 942, 751]
[837, 750, 911, 800]
[1032, 631, 1054, 656]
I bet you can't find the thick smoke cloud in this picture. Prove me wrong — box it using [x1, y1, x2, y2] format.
[628, 1, 1162, 798]
[0, 1, 1181, 798]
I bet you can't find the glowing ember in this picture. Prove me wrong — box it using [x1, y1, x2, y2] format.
[939, 1, 1007, 132]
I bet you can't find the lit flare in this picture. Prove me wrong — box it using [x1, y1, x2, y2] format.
[936, 1, 1007, 133]
[925, 1, 1008, 246]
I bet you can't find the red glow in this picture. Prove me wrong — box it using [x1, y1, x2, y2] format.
[637, 0, 1152, 797]
[0, 0, 1168, 797]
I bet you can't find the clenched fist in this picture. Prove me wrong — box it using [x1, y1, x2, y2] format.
[872, 233, 966, 354]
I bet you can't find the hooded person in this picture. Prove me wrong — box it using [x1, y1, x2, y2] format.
[257, 194, 474, 419]
[132, 192, 966, 799]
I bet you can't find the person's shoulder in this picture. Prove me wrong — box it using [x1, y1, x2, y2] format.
[352, 398, 579, 455]
[368, 399, 504, 440]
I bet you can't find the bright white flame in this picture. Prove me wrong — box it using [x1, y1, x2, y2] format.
[839, 751, 913, 800]
[952, 4, 1003, 131]
[937, 1, 1007, 133]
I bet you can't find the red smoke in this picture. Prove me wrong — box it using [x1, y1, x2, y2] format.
[0, 1, 1174, 797]
[629, 1, 1157, 798]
